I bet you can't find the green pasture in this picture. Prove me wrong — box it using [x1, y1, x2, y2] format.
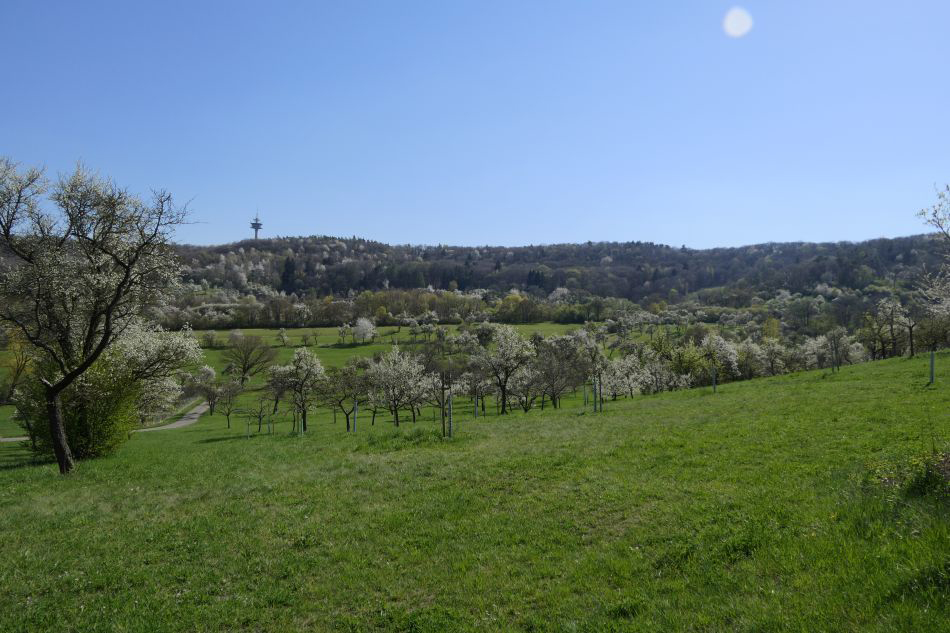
[193, 322, 584, 368]
[0, 351, 947, 631]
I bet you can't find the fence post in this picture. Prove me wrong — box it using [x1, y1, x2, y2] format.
[931, 348, 936, 385]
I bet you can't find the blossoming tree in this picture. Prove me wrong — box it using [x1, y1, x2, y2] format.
[0, 160, 186, 473]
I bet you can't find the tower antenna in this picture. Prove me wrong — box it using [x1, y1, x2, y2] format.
[250, 211, 263, 240]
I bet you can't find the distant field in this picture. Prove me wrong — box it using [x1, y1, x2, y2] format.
[194, 322, 586, 369]
[0, 352, 947, 631]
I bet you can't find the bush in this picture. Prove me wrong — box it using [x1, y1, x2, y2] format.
[16, 363, 140, 460]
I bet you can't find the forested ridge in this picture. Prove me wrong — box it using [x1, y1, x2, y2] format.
[177, 233, 942, 304]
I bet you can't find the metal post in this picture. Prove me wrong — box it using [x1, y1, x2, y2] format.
[931, 348, 936, 385]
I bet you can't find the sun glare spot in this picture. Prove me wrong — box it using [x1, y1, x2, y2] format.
[723, 7, 753, 38]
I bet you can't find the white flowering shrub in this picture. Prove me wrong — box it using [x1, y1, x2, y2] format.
[701, 334, 739, 380]
[602, 356, 645, 399]
[368, 347, 429, 426]
[761, 339, 787, 375]
[508, 365, 542, 411]
[354, 317, 377, 343]
[736, 339, 766, 379]
[640, 354, 691, 394]
[801, 336, 830, 370]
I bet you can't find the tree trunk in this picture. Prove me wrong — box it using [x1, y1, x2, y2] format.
[394, 408, 400, 427]
[45, 390, 75, 474]
[500, 385, 508, 414]
[908, 325, 915, 358]
[302, 408, 308, 432]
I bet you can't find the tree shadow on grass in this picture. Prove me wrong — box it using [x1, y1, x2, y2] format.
[197, 435, 251, 444]
[0, 443, 50, 471]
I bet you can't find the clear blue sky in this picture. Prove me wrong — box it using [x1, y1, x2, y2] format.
[3, 1, 949, 248]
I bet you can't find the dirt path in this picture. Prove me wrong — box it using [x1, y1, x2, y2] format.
[0, 403, 209, 442]
[136, 403, 209, 432]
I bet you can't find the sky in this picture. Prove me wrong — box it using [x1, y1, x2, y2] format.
[3, 1, 950, 248]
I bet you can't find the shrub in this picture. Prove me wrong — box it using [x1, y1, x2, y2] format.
[16, 361, 140, 460]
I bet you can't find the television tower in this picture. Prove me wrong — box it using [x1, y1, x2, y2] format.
[250, 214, 263, 240]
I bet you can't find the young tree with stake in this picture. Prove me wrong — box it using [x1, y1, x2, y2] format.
[286, 348, 325, 432]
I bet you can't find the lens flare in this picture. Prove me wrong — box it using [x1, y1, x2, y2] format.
[723, 7, 753, 38]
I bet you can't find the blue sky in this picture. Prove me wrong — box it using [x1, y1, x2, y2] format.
[3, 1, 949, 248]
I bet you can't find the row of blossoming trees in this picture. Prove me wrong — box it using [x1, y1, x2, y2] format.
[189, 316, 874, 436]
[2, 157, 949, 475]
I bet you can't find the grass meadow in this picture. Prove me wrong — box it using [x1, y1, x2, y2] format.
[0, 333, 947, 631]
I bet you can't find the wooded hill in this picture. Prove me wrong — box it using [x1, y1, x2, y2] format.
[176, 233, 943, 305]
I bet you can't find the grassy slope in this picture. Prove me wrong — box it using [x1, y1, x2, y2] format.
[0, 355, 947, 632]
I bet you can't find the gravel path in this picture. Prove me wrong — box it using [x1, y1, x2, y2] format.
[136, 403, 209, 432]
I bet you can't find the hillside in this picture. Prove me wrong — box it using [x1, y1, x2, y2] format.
[0, 353, 947, 631]
[175, 233, 943, 305]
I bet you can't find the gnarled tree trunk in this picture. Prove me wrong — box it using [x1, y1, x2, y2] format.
[45, 389, 75, 474]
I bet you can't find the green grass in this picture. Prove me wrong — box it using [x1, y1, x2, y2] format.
[0, 352, 948, 631]
[0, 354, 19, 438]
[0, 405, 20, 438]
[195, 323, 586, 369]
